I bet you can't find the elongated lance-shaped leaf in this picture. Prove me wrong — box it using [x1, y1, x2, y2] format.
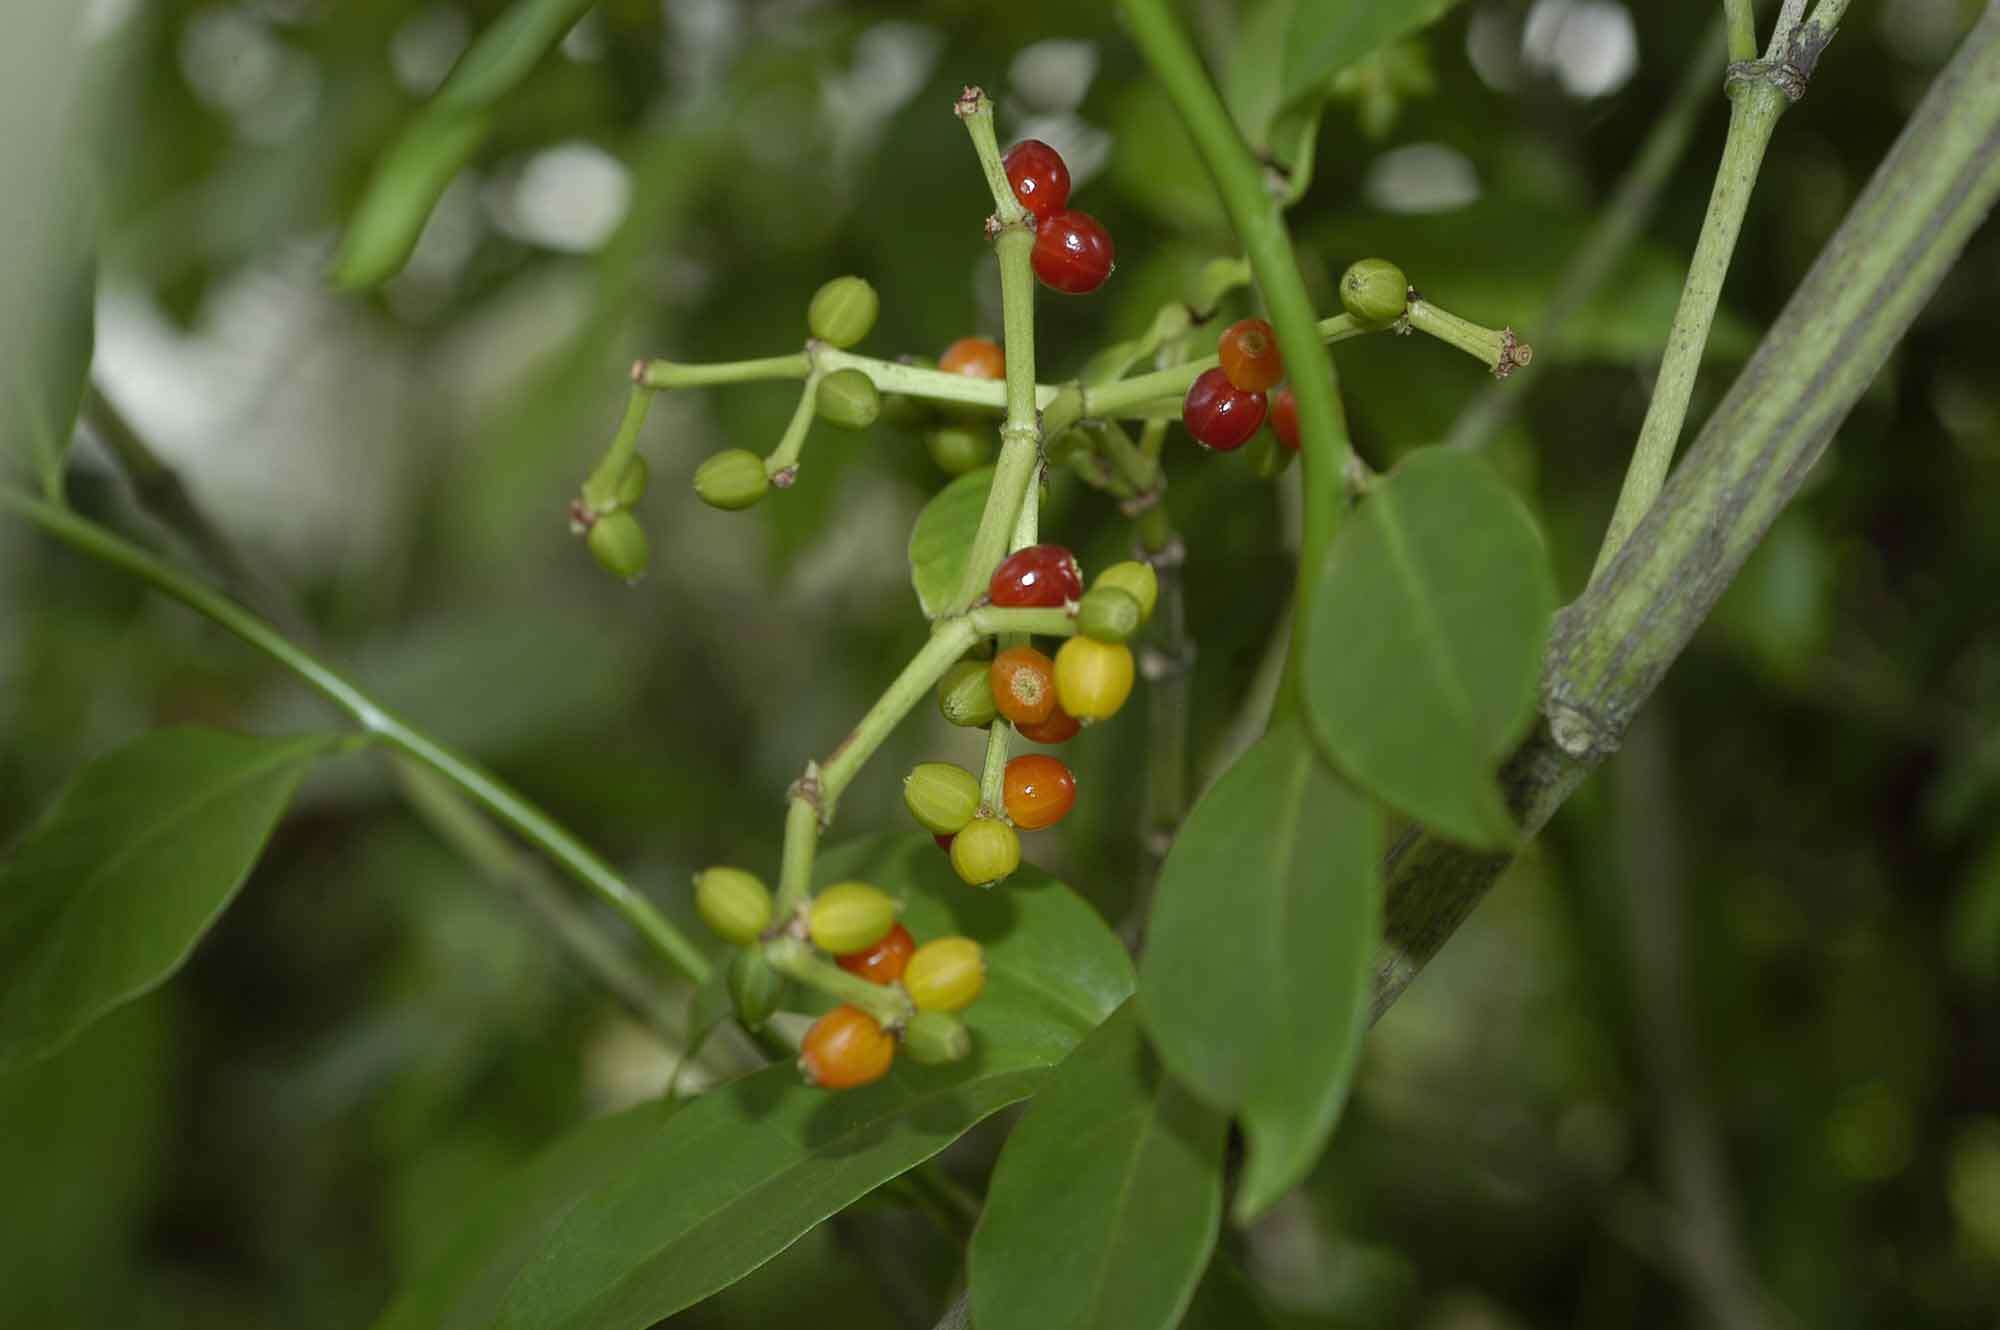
[0, 727, 338, 1073]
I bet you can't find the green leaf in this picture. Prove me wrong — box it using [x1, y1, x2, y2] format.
[1302, 448, 1557, 850]
[1224, 0, 1327, 204]
[1139, 723, 1383, 1222]
[331, 0, 595, 288]
[907, 466, 994, 617]
[1280, 0, 1467, 107]
[373, 832, 1132, 1330]
[0, 727, 336, 1073]
[4, 143, 94, 501]
[971, 1001, 1225, 1330]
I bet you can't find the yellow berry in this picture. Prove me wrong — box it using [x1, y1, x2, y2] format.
[903, 936, 987, 1012]
[949, 818, 1020, 887]
[1054, 636, 1135, 723]
[808, 881, 899, 955]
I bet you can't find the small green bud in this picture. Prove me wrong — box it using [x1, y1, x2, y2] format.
[807, 275, 879, 349]
[1093, 561, 1158, 623]
[614, 455, 649, 509]
[587, 511, 649, 582]
[1340, 257, 1409, 326]
[903, 761, 981, 835]
[1076, 585, 1143, 644]
[936, 659, 998, 728]
[694, 866, 774, 944]
[899, 1009, 971, 1065]
[693, 449, 770, 511]
[808, 881, 900, 955]
[879, 356, 937, 432]
[815, 368, 880, 430]
[727, 945, 786, 1031]
[925, 423, 994, 476]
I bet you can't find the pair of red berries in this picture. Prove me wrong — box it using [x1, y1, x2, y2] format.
[1184, 317, 1303, 453]
[1004, 140, 1114, 296]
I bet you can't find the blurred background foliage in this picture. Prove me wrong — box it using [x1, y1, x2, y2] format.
[2, 0, 1998, 1327]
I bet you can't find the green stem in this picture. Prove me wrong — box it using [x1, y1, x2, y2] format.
[818, 620, 981, 803]
[581, 383, 655, 510]
[1723, 0, 1758, 61]
[1404, 298, 1526, 376]
[1118, 0, 1353, 723]
[1, 488, 714, 986]
[815, 348, 1058, 413]
[977, 721, 1012, 815]
[765, 936, 914, 1027]
[1445, 15, 1729, 453]
[764, 370, 824, 481]
[776, 785, 822, 916]
[1078, 313, 1371, 422]
[948, 91, 1043, 615]
[969, 606, 1075, 637]
[637, 352, 811, 390]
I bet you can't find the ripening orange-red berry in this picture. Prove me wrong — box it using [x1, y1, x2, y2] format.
[837, 922, 917, 984]
[1217, 317, 1284, 392]
[939, 336, 1005, 381]
[1003, 754, 1077, 830]
[1015, 702, 1080, 745]
[799, 1004, 896, 1090]
[990, 645, 1057, 726]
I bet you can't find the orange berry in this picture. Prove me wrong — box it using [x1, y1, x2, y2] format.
[939, 336, 1005, 380]
[1003, 754, 1077, 830]
[989, 645, 1057, 726]
[799, 1004, 896, 1090]
[837, 922, 917, 985]
[1217, 317, 1284, 392]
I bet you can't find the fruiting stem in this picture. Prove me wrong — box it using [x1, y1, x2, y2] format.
[1723, 0, 1757, 61]
[954, 87, 1031, 227]
[969, 606, 1075, 637]
[1590, 60, 1791, 579]
[637, 352, 812, 390]
[1403, 299, 1512, 373]
[776, 787, 822, 915]
[581, 383, 655, 510]
[1075, 313, 1370, 424]
[764, 369, 825, 481]
[0, 489, 715, 987]
[816, 348, 1061, 412]
[764, 936, 914, 1028]
[978, 721, 1011, 815]
[819, 619, 982, 804]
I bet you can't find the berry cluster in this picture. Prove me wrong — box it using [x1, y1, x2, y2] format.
[1003, 140, 1114, 296]
[910, 549, 1158, 887]
[691, 867, 989, 1091]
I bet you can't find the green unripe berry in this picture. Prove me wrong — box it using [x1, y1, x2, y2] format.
[1340, 257, 1409, 326]
[936, 659, 999, 728]
[903, 761, 982, 835]
[728, 945, 786, 1031]
[949, 818, 1020, 888]
[900, 1009, 971, 1064]
[694, 866, 773, 943]
[903, 936, 987, 1012]
[1094, 561, 1158, 623]
[925, 424, 993, 476]
[1076, 585, 1143, 644]
[693, 449, 769, 511]
[807, 275, 879, 349]
[587, 511, 649, 582]
[815, 369, 880, 430]
[808, 881, 899, 955]
[614, 455, 649, 509]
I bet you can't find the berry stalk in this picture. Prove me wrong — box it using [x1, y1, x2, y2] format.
[763, 369, 826, 484]
[764, 936, 914, 1028]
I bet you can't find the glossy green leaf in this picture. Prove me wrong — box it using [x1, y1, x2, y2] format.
[1281, 0, 1467, 107]
[332, 0, 594, 288]
[1225, 0, 1327, 204]
[971, 1000, 1225, 1330]
[1139, 723, 1383, 1222]
[373, 832, 1132, 1330]
[0, 727, 337, 1073]
[907, 466, 994, 616]
[1302, 448, 1557, 850]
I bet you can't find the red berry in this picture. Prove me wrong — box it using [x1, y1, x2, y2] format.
[1270, 386, 1300, 451]
[1182, 367, 1267, 451]
[1031, 210, 1115, 295]
[1218, 318, 1283, 392]
[988, 543, 1084, 608]
[799, 1004, 896, 1090]
[837, 922, 917, 984]
[940, 336, 1005, 380]
[1015, 704, 1080, 745]
[1003, 139, 1071, 222]
[1003, 754, 1077, 830]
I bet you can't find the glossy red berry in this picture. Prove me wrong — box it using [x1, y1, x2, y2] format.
[1218, 318, 1283, 392]
[1182, 367, 1268, 452]
[1003, 754, 1077, 830]
[1003, 139, 1071, 222]
[940, 336, 1005, 380]
[1031, 210, 1115, 295]
[988, 543, 1083, 608]
[1015, 704, 1080, 745]
[837, 922, 917, 984]
[1270, 386, 1300, 452]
